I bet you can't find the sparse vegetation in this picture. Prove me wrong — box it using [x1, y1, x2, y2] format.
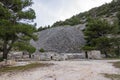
[0, 63, 53, 73]
[104, 61, 120, 80]
[52, 0, 120, 27]
[37, 0, 120, 31]
[104, 74, 120, 80]
[112, 61, 120, 69]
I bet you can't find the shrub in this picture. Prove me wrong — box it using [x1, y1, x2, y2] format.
[39, 48, 45, 52]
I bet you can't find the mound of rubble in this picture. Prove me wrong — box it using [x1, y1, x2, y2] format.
[31, 24, 86, 53]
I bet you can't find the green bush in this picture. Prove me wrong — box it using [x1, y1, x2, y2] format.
[82, 46, 95, 51]
[39, 48, 45, 52]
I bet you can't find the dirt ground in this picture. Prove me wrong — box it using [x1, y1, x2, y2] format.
[0, 60, 120, 80]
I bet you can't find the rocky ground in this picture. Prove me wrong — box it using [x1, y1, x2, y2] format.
[0, 60, 120, 80]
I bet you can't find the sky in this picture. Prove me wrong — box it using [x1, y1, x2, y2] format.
[32, 0, 112, 28]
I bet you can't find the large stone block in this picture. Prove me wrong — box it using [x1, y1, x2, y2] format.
[87, 50, 102, 59]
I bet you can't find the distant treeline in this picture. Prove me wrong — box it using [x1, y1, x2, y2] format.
[52, 0, 120, 27]
[37, 25, 51, 31]
[37, 0, 120, 31]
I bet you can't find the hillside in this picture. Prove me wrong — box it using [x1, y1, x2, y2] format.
[35, 0, 120, 54]
[31, 24, 85, 53]
[51, 0, 119, 27]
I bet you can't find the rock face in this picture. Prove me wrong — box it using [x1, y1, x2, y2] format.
[31, 24, 86, 53]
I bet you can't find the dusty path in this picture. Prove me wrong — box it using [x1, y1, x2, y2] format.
[0, 60, 120, 80]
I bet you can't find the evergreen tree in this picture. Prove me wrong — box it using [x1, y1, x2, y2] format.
[0, 0, 37, 59]
[84, 18, 111, 57]
[111, 12, 120, 57]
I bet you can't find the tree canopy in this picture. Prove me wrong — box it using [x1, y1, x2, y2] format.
[83, 18, 111, 57]
[0, 0, 37, 59]
[83, 11, 120, 58]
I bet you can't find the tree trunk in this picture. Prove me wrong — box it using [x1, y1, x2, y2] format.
[2, 41, 9, 60]
[104, 50, 108, 58]
[3, 50, 8, 60]
[2, 39, 15, 60]
[117, 46, 120, 57]
[29, 54, 31, 58]
[115, 45, 120, 57]
[85, 51, 88, 59]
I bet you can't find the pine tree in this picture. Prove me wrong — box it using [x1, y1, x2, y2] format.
[84, 18, 111, 57]
[111, 12, 120, 57]
[0, 0, 37, 59]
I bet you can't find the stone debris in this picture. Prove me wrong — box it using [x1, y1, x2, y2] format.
[30, 24, 86, 53]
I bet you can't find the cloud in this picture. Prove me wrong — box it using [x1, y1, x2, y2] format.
[32, 0, 112, 28]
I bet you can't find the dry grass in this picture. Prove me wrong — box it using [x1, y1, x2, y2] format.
[112, 61, 120, 69]
[104, 74, 120, 80]
[104, 61, 120, 80]
[0, 62, 53, 73]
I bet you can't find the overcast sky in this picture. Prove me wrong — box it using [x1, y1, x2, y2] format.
[32, 0, 112, 28]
